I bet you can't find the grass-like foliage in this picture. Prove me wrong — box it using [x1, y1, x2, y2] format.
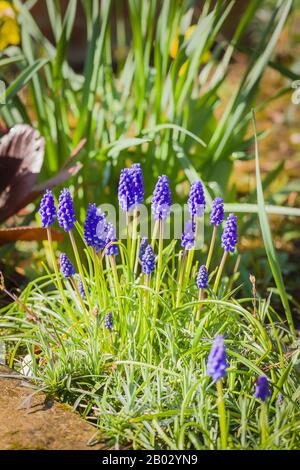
[1, 168, 300, 450]
[0, 0, 294, 207]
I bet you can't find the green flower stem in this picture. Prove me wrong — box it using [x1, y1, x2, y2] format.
[176, 250, 187, 308]
[213, 251, 228, 293]
[151, 219, 159, 249]
[47, 228, 68, 307]
[260, 402, 268, 448]
[70, 277, 87, 315]
[130, 207, 138, 272]
[110, 255, 123, 315]
[153, 219, 164, 320]
[206, 225, 217, 271]
[216, 379, 227, 450]
[105, 256, 114, 293]
[195, 288, 204, 321]
[126, 212, 132, 255]
[134, 236, 141, 275]
[185, 248, 194, 286]
[69, 230, 90, 305]
[92, 249, 104, 309]
[184, 217, 200, 284]
[144, 274, 150, 311]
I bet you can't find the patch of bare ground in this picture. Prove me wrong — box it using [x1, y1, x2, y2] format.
[0, 365, 106, 450]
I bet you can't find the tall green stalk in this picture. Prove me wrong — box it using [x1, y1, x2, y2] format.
[216, 379, 227, 450]
[47, 228, 68, 307]
[69, 231, 90, 305]
[213, 251, 228, 293]
[153, 220, 164, 320]
[206, 226, 217, 271]
[260, 402, 268, 448]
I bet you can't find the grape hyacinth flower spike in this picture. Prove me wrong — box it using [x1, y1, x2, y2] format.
[206, 197, 225, 270]
[142, 244, 155, 276]
[181, 220, 195, 251]
[59, 253, 76, 278]
[188, 181, 206, 220]
[207, 335, 227, 382]
[151, 175, 172, 222]
[57, 188, 76, 232]
[78, 277, 86, 299]
[118, 164, 144, 213]
[195, 265, 208, 319]
[139, 237, 148, 261]
[221, 213, 238, 253]
[105, 312, 113, 331]
[213, 213, 238, 293]
[255, 375, 271, 447]
[84, 203, 107, 252]
[210, 197, 224, 227]
[197, 265, 208, 289]
[207, 335, 228, 449]
[105, 223, 119, 256]
[39, 190, 56, 228]
[131, 163, 144, 207]
[118, 168, 134, 213]
[255, 376, 271, 402]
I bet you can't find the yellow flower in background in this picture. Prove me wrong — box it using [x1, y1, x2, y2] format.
[179, 61, 188, 77]
[0, 1, 20, 50]
[170, 28, 179, 59]
[170, 24, 197, 59]
[184, 25, 196, 41]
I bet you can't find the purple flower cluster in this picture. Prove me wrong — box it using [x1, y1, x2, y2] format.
[139, 237, 148, 261]
[196, 265, 208, 289]
[59, 253, 76, 278]
[181, 220, 195, 250]
[188, 181, 205, 219]
[78, 277, 86, 299]
[221, 213, 238, 253]
[105, 223, 119, 256]
[39, 190, 56, 228]
[210, 197, 224, 226]
[151, 175, 172, 221]
[254, 376, 271, 402]
[105, 311, 113, 331]
[142, 244, 155, 276]
[207, 335, 227, 382]
[57, 188, 76, 232]
[118, 163, 144, 212]
[84, 203, 107, 251]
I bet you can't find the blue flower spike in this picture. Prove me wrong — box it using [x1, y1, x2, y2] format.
[59, 253, 76, 278]
[151, 175, 172, 221]
[188, 181, 205, 219]
[142, 244, 155, 276]
[57, 188, 76, 232]
[39, 190, 56, 228]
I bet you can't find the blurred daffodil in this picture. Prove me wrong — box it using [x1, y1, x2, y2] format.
[184, 24, 196, 41]
[170, 28, 179, 59]
[170, 24, 197, 59]
[0, 1, 20, 51]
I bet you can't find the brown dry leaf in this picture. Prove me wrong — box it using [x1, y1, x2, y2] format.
[0, 125, 44, 223]
[0, 125, 84, 224]
[0, 227, 63, 245]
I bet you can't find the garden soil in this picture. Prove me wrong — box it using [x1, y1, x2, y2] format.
[0, 365, 106, 450]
